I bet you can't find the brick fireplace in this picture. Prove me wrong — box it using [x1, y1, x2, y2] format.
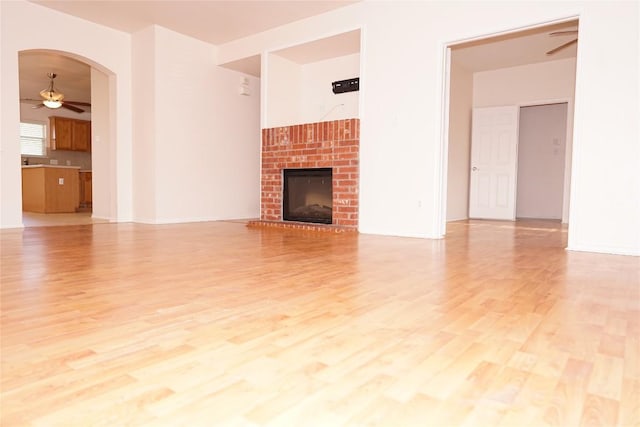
[260, 118, 359, 228]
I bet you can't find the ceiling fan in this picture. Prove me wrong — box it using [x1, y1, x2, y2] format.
[20, 72, 91, 113]
[546, 30, 578, 55]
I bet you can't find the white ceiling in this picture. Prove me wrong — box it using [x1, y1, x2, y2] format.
[272, 29, 361, 64]
[451, 21, 578, 72]
[20, 2, 578, 107]
[30, 0, 358, 45]
[19, 51, 92, 105]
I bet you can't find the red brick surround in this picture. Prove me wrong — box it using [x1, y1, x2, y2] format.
[261, 118, 359, 228]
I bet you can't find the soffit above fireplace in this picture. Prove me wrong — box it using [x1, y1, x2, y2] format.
[273, 29, 361, 64]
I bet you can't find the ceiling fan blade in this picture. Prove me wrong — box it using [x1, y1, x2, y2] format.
[21, 98, 45, 108]
[550, 30, 579, 36]
[61, 103, 84, 113]
[546, 39, 578, 55]
[64, 101, 91, 107]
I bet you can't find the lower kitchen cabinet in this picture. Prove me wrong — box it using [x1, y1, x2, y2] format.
[22, 165, 80, 213]
[79, 171, 92, 209]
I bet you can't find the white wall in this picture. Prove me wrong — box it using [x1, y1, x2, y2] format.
[207, 65, 261, 220]
[1, 0, 132, 228]
[135, 26, 261, 224]
[474, 58, 577, 106]
[266, 52, 360, 128]
[132, 26, 157, 223]
[219, 1, 639, 254]
[300, 53, 360, 124]
[567, 2, 639, 255]
[266, 53, 301, 128]
[473, 58, 577, 223]
[2, 2, 260, 228]
[3, 1, 638, 255]
[446, 60, 473, 221]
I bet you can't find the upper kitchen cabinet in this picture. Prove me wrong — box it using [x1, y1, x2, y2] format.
[49, 116, 91, 152]
[72, 120, 91, 152]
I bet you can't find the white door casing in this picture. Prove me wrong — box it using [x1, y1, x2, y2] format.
[469, 106, 519, 220]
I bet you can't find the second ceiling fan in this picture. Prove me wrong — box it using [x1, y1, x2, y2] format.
[21, 72, 91, 113]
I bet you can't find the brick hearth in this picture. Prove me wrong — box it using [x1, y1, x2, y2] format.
[261, 118, 359, 228]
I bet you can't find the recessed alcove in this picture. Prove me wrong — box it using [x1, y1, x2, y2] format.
[266, 29, 361, 128]
[226, 29, 363, 229]
[263, 30, 362, 227]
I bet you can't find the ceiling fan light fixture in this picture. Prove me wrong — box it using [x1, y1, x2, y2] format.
[40, 89, 64, 102]
[39, 72, 65, 108]
[43, 99, 63, 109]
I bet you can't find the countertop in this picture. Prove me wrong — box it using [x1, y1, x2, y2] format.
[22, 164, 81, 169]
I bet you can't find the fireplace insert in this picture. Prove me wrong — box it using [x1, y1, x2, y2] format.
[283, 168, 332, 224]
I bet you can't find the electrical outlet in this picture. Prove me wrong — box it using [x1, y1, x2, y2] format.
[50, 159, 58, 165]
[66, 160, 71, 166]
[58, 178, 64, 185]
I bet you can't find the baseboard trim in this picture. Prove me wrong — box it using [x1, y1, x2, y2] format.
[566, 244, 639, 257]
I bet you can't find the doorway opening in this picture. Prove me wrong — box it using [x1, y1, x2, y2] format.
[516, 103, 568, 221]
[441, 18, 578, 238]
[18, 50, 113, 228]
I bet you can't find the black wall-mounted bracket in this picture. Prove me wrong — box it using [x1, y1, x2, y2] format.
[332, 77, 359, 94]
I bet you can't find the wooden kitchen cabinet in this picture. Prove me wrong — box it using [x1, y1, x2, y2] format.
[79, 171, 92, 209]
[22, 165, 80, 213]
[50, 117, 73, 150]
[73, 121, 91, 152]
[50, 116, 91, 152]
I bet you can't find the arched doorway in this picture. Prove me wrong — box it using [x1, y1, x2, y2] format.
[18, 49, 115, 227]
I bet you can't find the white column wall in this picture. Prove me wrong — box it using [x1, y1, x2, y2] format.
[137, 26, 261, 223]
[131, 26, 157, 223]
[567, 3, 639, 255]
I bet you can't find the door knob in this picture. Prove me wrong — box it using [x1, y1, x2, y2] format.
[472, 166, 478, 171]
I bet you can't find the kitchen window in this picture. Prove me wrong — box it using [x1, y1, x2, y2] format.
[20, 121, 46, 157]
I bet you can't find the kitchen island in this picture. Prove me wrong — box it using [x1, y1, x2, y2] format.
[22, 165, 80, 213]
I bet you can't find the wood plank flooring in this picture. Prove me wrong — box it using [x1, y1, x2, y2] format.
[1, 220, 638, 426]
[21, 212, 109, 228]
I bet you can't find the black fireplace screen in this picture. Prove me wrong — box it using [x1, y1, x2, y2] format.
[283, 168, 332, 224]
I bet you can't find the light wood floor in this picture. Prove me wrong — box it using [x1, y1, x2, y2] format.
[1, 220, 638, 426]
[22, 212, 110, 228]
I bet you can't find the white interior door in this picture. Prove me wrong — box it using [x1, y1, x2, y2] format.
[469, 106, 519, 220]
